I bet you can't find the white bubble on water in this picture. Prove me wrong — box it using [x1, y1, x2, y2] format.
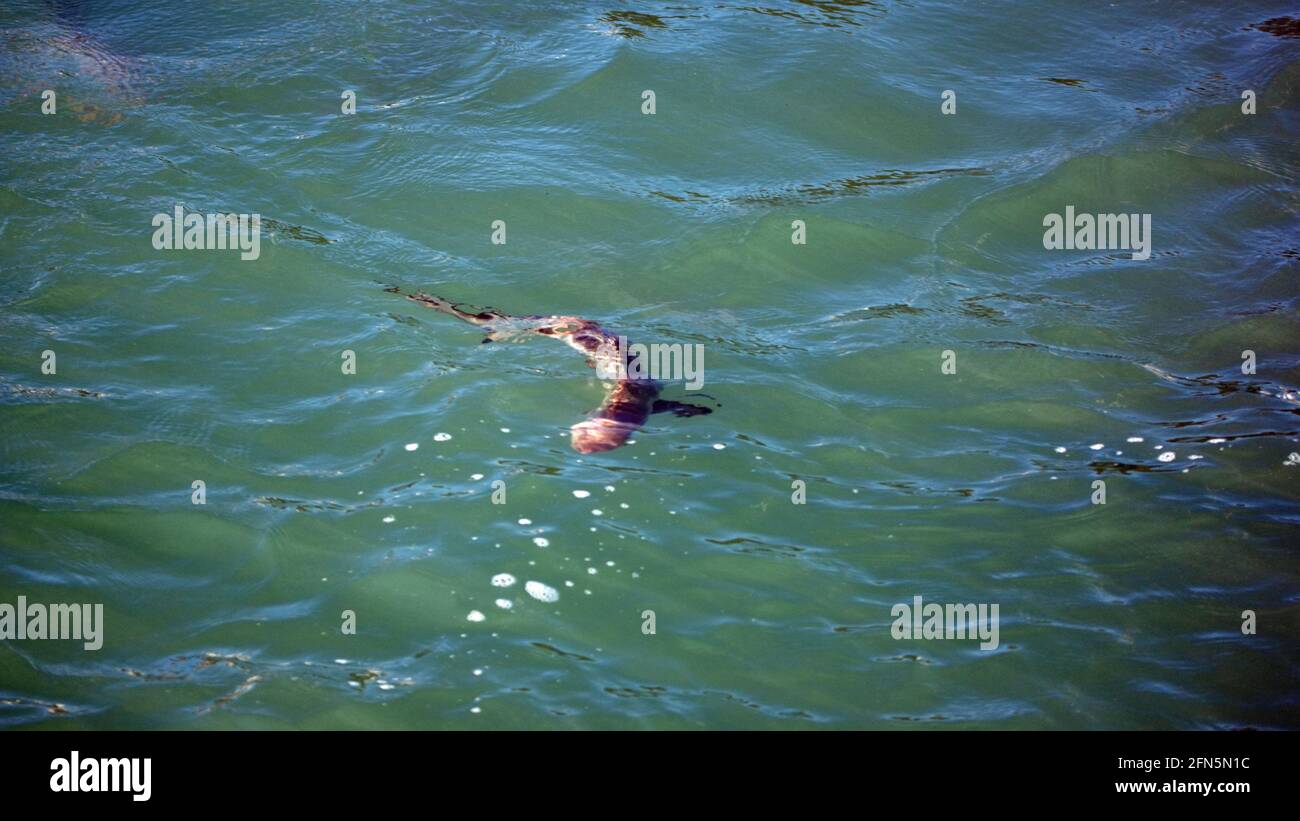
[592, 509, 603, 516]
[1054, 446, 1067, 453]
[466, 610, 485, 622]
[604, 485, 615, 492]
[434, 432, 453, 442]
[1189, 454, 1204, 460]
[524, 581, 560, 603]
[491, 573, 516, 587]
[1089, 443, 1104, 450]
[1158, 451, 1176, 462]
[573, 490, 591, 498]
[500, 427, 511, 433]
[471, 473, 484, 481]
[404, 442, 419, 451]
[1127, 437, 1144, 443]
[532, 537, 549, 548]
[713, 443, 726, 450]
[495, 598, 512, 609]
[518, 518, 532, 525]
[1208, 438, 1226, 444]
[382, 515, 395, 523]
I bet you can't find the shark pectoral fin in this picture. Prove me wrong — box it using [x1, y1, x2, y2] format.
[651, 400, 713, 417]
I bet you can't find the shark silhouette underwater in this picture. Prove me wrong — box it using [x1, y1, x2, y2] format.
[386, 287, 715, 453]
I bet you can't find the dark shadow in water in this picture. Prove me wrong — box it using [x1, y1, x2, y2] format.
[530, 642, 595, 662]
[1168, 430, 1297, 444]
[731, 0, 886, 29]
[605, 685, 668, 698]
[178, 208, 332, 245]
[743, 167, 990, 205]
[1088, 460, 1180, 475]
[1144, 363, 1299, 404]
[600, 2, 883, 37]
[1248, 16, 1300, 37]
[254, 495, 386, 513]
[1039, 77, 1096, 92]
[832, 303, 925, 322]
[599, 10, 672, 38]
[650, 190, 710, 204]
[943, 292, 1094, 326]
[0, 8, 148, 123]
[260, 217, 332, 245]
[651, 167, 988, 207]
[706, 535, 807, 557]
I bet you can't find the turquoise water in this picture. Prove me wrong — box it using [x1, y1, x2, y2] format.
[1, 0, 1298, 729]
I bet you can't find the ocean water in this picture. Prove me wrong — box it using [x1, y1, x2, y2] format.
[1, 0, 1298, 729]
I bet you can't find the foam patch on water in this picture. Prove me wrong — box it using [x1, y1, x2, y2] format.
[525, 581, 560, 603]
[491, 573, 516, 587]
[466, 610, 485, 622]
[573, 490, 591, 498]
[434, 432, 452, 442]
[1158, 451, 1176, 462]
[495, 599, 512, 609]
[533, 537, 549, 547]
[404, 442, 419, 451]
